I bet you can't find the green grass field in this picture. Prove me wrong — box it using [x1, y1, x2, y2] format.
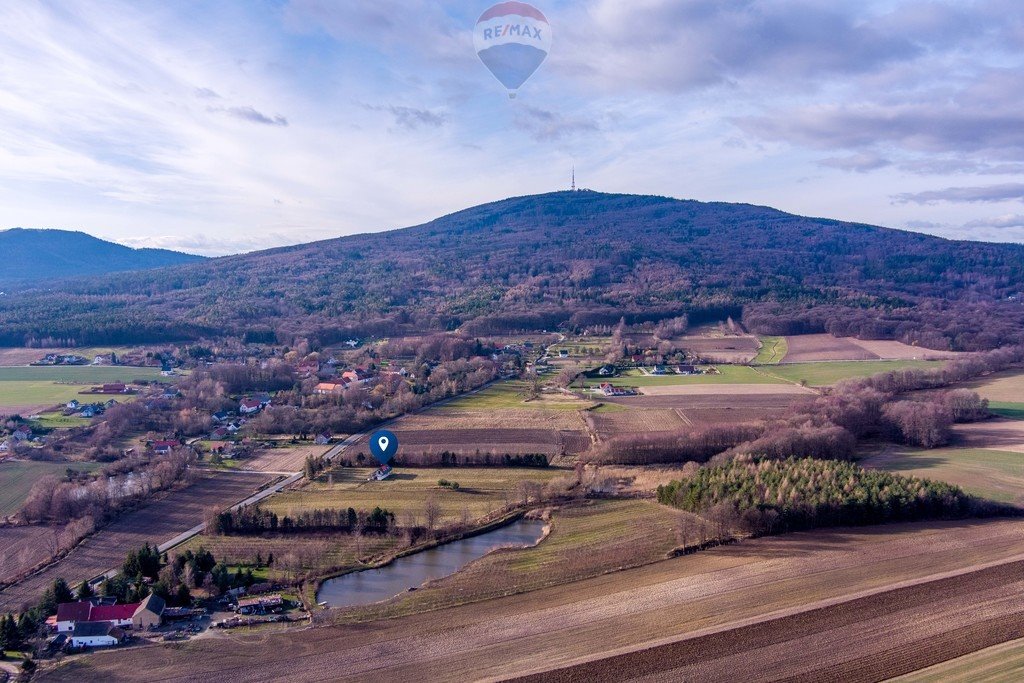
[753, 336, 787, 365]
[30, 412, 92, 429]
[891, 637, 1024, 682]
[0, 366, 164, 382]
[761, 360, 946, 387]
[440, 381, 591, 411]
[585, 365, 787, 387]
[990, 402, 1024, 420]
[264, 466, 563, 524]
[863, 446, 1024, 505]
[0, 366, 166, 412]
[0, 460, 101, 516]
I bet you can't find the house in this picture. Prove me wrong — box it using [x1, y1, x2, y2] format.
[296, 360, 320, 377]
[599, 383, 636, 397]
[676, 365, 699, 375]
[236, 594, 283, 615]
[239, 398, 263, 415]
[66, 399, 81, 410]
[210, 427, 230, 441]
[651, 365, 667, 375]
[558, 349, 569, 358]
[315, 431, 332, 445]
[104, 399, 119, 408]
[0, 441, 10, 453]
[132, 593, 165, 630]
[100, 383, 128, 394]
[315, 380, 348, 395]
[212, 411, 229, 423]
[344, 339, 360, 348]
[70, 622, 125, 648]
[152, 440, 178, 455]
[55, 600, 137, 633]
[80, 406, 97, 418]
[597, 365, 616, 377]
[341, 368, 373, 385]
[370, 464, 394, 481]
[11, 426, 31, 442]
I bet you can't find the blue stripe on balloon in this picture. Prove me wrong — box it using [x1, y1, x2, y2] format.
[477, 44, 548, 91]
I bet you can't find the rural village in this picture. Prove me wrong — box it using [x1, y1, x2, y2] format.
[0, 315, 1021, 680]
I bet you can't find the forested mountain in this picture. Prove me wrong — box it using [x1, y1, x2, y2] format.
[1, 192, 1023, 350]
[0, 229, 203, 285]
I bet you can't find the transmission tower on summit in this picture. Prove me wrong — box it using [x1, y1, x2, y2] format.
[571, 166, 576, 192]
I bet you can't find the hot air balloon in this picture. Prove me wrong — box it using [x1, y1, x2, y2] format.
[473, 2, 551, 99]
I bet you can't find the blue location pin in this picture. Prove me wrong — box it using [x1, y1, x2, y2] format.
[369, 429, 398, 465]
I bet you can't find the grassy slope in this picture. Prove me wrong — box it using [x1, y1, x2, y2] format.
[753, 336, 787, 365]
[0, 366, 164, 382]
[863, 446, 1024, 504]
[339, 499, 692, 622]
[760, 360, 946, 386]
[0, 460, 100, 516]
[439, 381, 592, 411]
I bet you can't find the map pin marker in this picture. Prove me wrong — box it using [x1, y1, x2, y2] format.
[369, 429, 398, 465]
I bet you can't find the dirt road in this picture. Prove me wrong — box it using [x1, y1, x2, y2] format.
[38, 518, 1024, 682]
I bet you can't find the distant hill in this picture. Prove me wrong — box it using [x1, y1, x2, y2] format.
[0, 228, 203, 285]
[0, 192, 1022, 350]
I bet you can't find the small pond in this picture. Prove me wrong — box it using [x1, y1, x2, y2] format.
[317, 519, 546, 608]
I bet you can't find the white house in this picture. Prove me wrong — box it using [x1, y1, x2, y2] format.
[70, 622, 124, 648]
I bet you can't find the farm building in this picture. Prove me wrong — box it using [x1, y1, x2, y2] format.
[210, 427, 230, 441]
[236, 594, 283, 614]
[315, 380, 348, 395]
[342, 368, 374, 384]
[599, 383, 637, 397]
[70, 622, 125, 648]
[676, 365, 699, 375]
[315, 431, 332, 445]
[56, 600, 137, 633]
[132, 593, 165, 630]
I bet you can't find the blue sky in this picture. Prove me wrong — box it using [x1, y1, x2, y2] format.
[0, 0, 1022, 255]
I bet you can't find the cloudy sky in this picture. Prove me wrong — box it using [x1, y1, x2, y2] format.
[0, 0, 1022, 255]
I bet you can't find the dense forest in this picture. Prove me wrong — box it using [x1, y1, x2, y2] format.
[656, 457, 993, 535]
[2, 192, 1023, 349]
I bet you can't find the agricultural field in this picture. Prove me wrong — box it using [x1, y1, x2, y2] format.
[598, 392, 810, 427]
[0, 365, 167, 415]
[752, 336, 787, 365]
[0, 347, 132, 367]
[963, 369, 1024, 419]
[0, 460, 101, 517]
[862, 445, 1024, 505]
[584, 365, 788, 388]
[891, 637, 1024, 682]
[0, 526, 70, 586]
[675, 335, 760, 363]
[41, 518, 1024, 683]
[364, 391, 592, 459]
[265, 466, 562, 526]
[588, 408, 689, 439]
[954, 420, 1024, 453]
[439, 381, 593, 411]
[239, 444, 331, 474]
[781, 334, 961, 363]
[760, 360, 946, 387]
[0, 470, 272, 613]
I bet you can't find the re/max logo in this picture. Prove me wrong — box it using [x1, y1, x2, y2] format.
[482, 24, 543, 41]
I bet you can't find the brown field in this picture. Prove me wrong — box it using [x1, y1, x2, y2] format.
[782, 335, 963, 363]
[0, 526, 65, 585]
[0, 348, 66, 367]
[39, 518, 1024, 683]
[954, 419, 1024, 453]
[602, 393, 809, 428]
[676, 335, 760, 363]
[0, 471, 272, 613]
[850, 339, 963, 361]
[636, 383, 813, 396]
[963, 369, 1024, 402]
[395, 409, 583, 431]
[590, 409, 687, 440]
[240, 445, 330, 473]
[782, 334, 879, 362]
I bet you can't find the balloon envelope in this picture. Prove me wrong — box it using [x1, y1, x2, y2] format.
[474, 2, 551, 96]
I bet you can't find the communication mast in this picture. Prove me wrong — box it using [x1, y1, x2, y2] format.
[571, 166, 576, 192]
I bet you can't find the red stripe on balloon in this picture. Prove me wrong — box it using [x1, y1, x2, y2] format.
[478, 2, 548, 24]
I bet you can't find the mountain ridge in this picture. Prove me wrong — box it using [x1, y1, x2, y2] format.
[0, 192, 1022, 350]
[0, 228, 204, 285]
